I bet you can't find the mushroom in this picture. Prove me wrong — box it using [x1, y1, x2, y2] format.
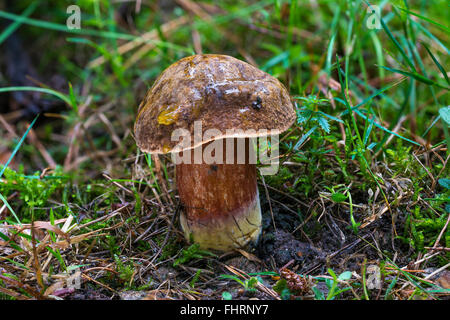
[134, 54, 296, 251]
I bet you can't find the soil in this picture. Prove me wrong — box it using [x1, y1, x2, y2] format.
[59, 186, 431, 300]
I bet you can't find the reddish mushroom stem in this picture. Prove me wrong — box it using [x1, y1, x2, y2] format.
[176, 138, 262, 251]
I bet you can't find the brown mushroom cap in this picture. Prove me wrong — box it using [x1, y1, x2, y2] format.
[134, 54, 296, 154]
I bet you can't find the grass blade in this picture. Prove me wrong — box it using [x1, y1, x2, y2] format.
[341, 77, 406, 114]
[0, 115, 39, 179]
[0, 10, 135, 40]
[378, 12, 416, 71]
[396, 7, 450, 33]
[294, 126, 317, 150]
[0, 86, 72, 107]
[0, 2, 38, 45]
[0, 115, 39, 226]
[421, 42, 450, 85]
[0, 193, 21, 226]
[379, 66, 450, 90]
[354, 109, 421, 146]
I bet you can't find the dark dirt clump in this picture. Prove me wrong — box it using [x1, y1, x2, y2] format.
[254, 189, 417, 277]
[65, 288, 112, 300]
[258, 229, 325, 272]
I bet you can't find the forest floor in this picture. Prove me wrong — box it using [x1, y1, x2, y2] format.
[0, 0, 449, 300]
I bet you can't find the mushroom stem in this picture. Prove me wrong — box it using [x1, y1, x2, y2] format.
[176, 138, 262, 251]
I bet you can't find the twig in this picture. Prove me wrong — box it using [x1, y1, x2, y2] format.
[431, 213, 450, 249]
[88, 16, 188, 68]
[424, 247, 450, 252]
[424, 262, 450, 281]
[0, 114, 17, 137]
[26, 124, 56, 168]
[103, 173, 134, 195]
[412, 153, 436, 187]
[81, 273, 117, 294]
[259, 174, 276, 232]
[374, 116, 407, 158]
[149, 206, 179, 265]
[71, 204, 129, 232]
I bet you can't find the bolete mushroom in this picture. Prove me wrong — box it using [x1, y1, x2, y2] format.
[134, 54, 296, 251]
